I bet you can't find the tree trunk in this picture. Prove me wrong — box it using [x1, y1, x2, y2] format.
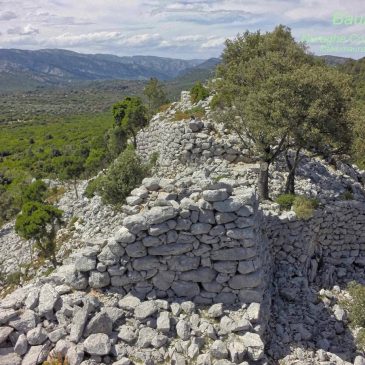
[285, 148, 301, 194]
[258, 161, 270, 200]
[74, 178, 78, 199]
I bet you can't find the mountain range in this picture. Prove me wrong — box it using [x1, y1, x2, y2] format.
[0, 49, 215, 91]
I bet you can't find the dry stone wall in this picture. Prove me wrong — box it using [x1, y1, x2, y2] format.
[66, 180, 270, 308]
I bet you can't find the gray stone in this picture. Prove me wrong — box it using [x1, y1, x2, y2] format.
[133, 256, 160, 270]
[14, 334, 28, 355]
[137, 327, 156, 348]
[118, 325, 137, 344]
[213, 198, 243, 213]
[142, 236, 161, 247]
[0, 348, 21, 365]
[38, 283, 60, 316]
[142, 177, 161, 191]
[84, 312, 113, 336]
[171, 281, 200, 298]
[176, 218, 192, 230]
[211, 248, 256, 261]
[66, 344, 84, 365]
[131, 186, 149, 198]
[245, 303, 261, 323]
[151, 334, 168, 348]
[210, 340, 228, 359]
[152, 271, 175, 290]
[145, 206, 178, 224]
[191, 223, 212, 235]
[354, 356, 365, 365]
[237, 260, 257, 275]
[126, 195, 143, 206]
[134, 301, 158, 320]
[157, 311, 170, 333]
[26, 326, 47, 345]
[149, 243, 193, 256]
[208, 304, 224, 318]
[215, 212, 237, 224]
[209, 225, 226, 237]
[241, 332, 264, 360]
[75, 256, 96, 272]
[48, 327, 67, 343]
[229, 273, 261, 289]
[227, 341, 246, 363]
[89, 271, 110, 288]
[238, 289, 262, 303]
[226, 228, 254, 240]
[125, 241, 147, 258]
[119, 295, 141, 310]
[189, 119, 204, 132]
[83, 333, 111, 356]
[8, 310, 37, 333]
[113, 358, 132, 365]
[0, 326, 13, 344]
[22, 345, 48, 365]
[213, 261, 237, 274]
[0, 309, 17, 325]
[115, 227, 136, 244]
[123, 214, 148, 234]
[70, 304, 90, 342]
[149, 223, 170, 235]
[203, 189, 229, 202]
[24, 289, 40, 310]
[181, 301, 195, 314]
[176, 320, 190, 340]
[180, 268, 217, 283]
[168, 255, 200, 272]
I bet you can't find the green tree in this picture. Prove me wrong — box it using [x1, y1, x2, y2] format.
[112, 97, 148, 148]
[212, 25, 317, 199]
[104, 126, 128, 159]
[55, 156, 84, 199]
[84, 148, 108, 175]
[22, 180, 48, 204]
[190, 81, 209, 103]
[15, 201, 63, 267]
[143, 78, 168, 117]
[96, 145, 149, 205]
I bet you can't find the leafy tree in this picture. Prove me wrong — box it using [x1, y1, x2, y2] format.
[280, 64, 354, 193]
[144, 78, 169, 117]
[96, 145, 149, 205]
[0, 186, 19, 226]
[15, 201, 63, 267]
[212, 25, 315, 199]
[55, 156, 84, 199]
[104, 126, 128, 159]
[112, 97, 148, 148]
[84, 148, 108, 175]
[190, 82, 209, 103]
[22, 180, 48, 204]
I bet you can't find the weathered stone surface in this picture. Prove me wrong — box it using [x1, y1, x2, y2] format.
[213, 261, 237, 274]
[134, 301, 158, 320]
[0, 326, 13, 344]
[118, 325, 137, 344]
[176, 320, 190, 340]
[208, 304, 224, 318]
[118, 295, 141, 311]
[168, 255, 200, 271]
[69, 304, 90, 342]
[229, 273, 261, 289]
[26, 326, 48, 345]
[133, 256, 160, 271]
[241, 332, 264, 360]
[149, 243, 193, 256]
[215, 212, 237, 224]
[14, 334, 28, 355]
[74, 255, 96, 272]
[84, 312, 113, 336]
[0, 348, 21, 365]
[145, 206, 178, 224]
[0, 309, 18, 324]
[171, 281, 200, 298]
[180, 268, 217, 283]
[22, 345, 48, 365]
[137, 327, 156, 348]
[125, 241, 147, 258]
[83, 333, 111, 355]
[203, 189, 229, 202]
[115, 227, 136, 244]
[210, 340, 228, 359]
[211, 248, 256, 261]
[123, 214, 148, 234]
[157, 311, 170, 333]
[8, 310, 37, 333]
[89, 271, 110, 288]
[38, 283, 60, 316]
[191, 223, 212, 235]
[237, 260, 257, 274]
[152, 271, 175, 290]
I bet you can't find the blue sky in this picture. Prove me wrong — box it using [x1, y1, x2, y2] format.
[0, 0, 365, 59]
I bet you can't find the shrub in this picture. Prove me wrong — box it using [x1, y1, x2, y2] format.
[190, 82, 209, 103]
[292, 196, 319, 220]
[174, 106, 206, 121]
[22, 180, 48, 204]
[149, 152, 159, 167]
[96, 145, 149, 205]
[340, 190, 354, 200]
[84, 177, 101, 199]
[276, 194, 296, 210]
[43, 354, 69, 365]
[343, 282, 365, 327]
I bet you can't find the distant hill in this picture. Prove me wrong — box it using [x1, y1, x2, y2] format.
[318, 55, 352, 66]
[0, 49, 205, 92]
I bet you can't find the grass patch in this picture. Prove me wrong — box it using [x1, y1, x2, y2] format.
[276, 193, 296, 210]
[174, 106, 206, 121]
[292, 195, 319, 220]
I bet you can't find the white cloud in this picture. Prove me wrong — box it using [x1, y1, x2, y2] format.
[0, 10, 17, 20]
[7, 24, 39, 35]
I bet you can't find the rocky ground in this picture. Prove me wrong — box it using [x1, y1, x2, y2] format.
[1, 92, 365, 365]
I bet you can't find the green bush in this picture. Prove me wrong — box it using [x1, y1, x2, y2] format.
[276, 194, 296, 210]
[22, 180, 48, 204]
[343, 282, 365, 327]
[83, 177, 101, 199]
[340, 190, 354, 200]
[149, 152, 159, 167]
[292, 196, 319, 220]
[96, 145, 149, 206]
[190, 82, 209, 103]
